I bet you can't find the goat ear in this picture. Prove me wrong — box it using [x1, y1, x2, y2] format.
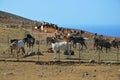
[52, 39, 56, 43]
[37, 26, 41, 29]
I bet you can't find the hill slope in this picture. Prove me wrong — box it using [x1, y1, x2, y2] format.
[0, 11, 36, 28]
[0, 11, 119, 39]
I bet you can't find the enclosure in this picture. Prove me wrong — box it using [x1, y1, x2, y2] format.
[0, 28, 119, 63]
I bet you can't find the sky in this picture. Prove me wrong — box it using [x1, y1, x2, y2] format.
[0, 0, 120, 37]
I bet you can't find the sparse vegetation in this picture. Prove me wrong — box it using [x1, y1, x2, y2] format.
[0, 28, 26, 40]
[0, 27, 28, 52]
[0, 11, 120, 80]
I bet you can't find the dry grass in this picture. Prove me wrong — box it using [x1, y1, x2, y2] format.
[0, 28, 120, 80]
[0, 27, 27, 53]
[0, 27, 27, 45]
[0, 27, 120, 62]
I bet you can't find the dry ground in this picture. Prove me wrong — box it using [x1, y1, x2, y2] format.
[0, 28, 120, 80]
[0, 61, 120, 80]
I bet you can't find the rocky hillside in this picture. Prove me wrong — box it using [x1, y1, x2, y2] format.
[0, 11, 119, 40]
[0, 11, 38, 28]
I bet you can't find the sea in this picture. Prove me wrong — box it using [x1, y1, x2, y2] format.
[61, 25, 120, 38]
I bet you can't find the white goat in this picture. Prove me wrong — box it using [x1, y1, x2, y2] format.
[52, 41, 71, 60]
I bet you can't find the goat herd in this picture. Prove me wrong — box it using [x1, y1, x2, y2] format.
[9, 33, 120, 62]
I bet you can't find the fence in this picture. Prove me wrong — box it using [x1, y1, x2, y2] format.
[0, 34, 120, 63]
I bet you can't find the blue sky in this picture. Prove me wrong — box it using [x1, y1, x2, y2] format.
[0, 0, 120, 26]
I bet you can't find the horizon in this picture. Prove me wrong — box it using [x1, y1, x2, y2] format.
[0, 0, 120, 25]
[0, 0, 120, 37]
[61, 25, 120, 37]
[0, 10, 120, 37]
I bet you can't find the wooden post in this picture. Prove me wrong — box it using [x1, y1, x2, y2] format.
[58, 51, 60, 61]
[98, 51, 101, 63]
[79, 43, 81, 62]
[37, 32, 41, 62]
[7, 35, 11, 55]
[117, 49, 119, 63]
[31, 26, 34, 53]
[37, 52, 40, 62]
[58, 40, 61, 61]
[36, 40, 41, 62]
[67, 40, 69, 59]
[16, 48, 19, 61]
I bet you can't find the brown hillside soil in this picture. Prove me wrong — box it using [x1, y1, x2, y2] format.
[0, 28, 120, 80]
